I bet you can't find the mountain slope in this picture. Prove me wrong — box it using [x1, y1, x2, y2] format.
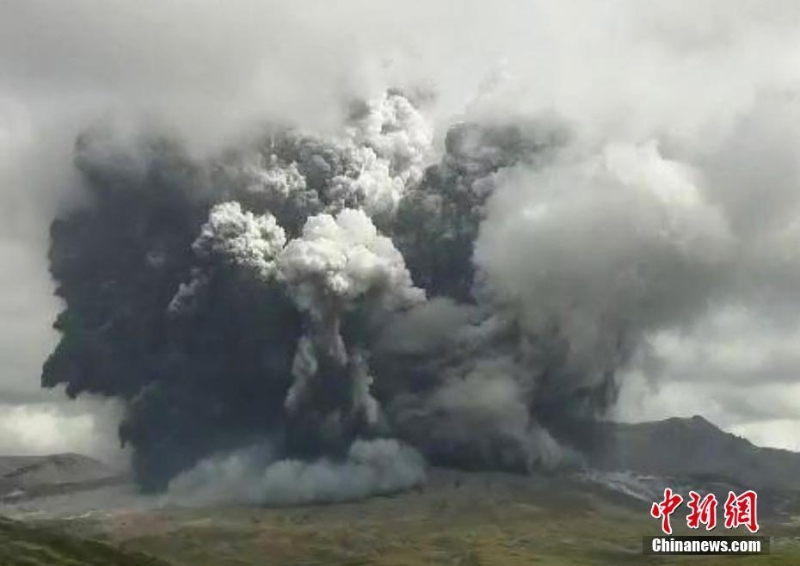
[586, 416, 800, 491]
[0, 453, 124, 500]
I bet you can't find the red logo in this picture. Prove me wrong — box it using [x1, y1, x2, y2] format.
[723, 490, 759, 533]
[686, 491, 718, 530]
[651, 489, 759, 534]
[650, 488, 683, 535]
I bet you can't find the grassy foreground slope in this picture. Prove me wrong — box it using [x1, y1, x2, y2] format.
[0, 517, 170, 566]
[54, 471, 800, 566]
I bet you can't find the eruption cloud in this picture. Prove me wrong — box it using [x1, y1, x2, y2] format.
[38, 21, 800, 499]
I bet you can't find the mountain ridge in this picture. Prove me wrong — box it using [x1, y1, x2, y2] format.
[584, 415, 800, 492]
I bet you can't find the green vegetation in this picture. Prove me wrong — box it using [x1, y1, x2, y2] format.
[115, 506, 800, 566]
[38, 474, 800, 566]
[0, 517, 170, 566]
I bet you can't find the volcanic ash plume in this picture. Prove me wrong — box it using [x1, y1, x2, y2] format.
[42, 89, 738, 502]
[278, 208, 424, 455]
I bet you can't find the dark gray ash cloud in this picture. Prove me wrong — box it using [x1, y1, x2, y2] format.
[3, 0, 800, 501]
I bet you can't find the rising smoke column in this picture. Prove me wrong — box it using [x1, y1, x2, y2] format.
[43, 92, 440, 491]
[472, 143, 733, 434]
[377, 136, 735, 470]
[43, 85, 741, 500]
[277, 208, 424, 456]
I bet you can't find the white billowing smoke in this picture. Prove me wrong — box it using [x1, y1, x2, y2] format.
[43, 87, 800, 502]
[169, 438, 425, 506]
[168, 201, 286, 313]
[221, 92, 434, 220]
[279, 208, 424, 423]
[157, 99, 800, 497]
[474, 141, 734, 400]
[169, 192, 426, 482]
[194, 201, 287, 279]
[156, 98, 431, 500]
[279, 208, 424, 313]
[338, 92, 434, 216]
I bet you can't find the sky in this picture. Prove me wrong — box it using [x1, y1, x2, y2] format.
[3, 0, 800, 460]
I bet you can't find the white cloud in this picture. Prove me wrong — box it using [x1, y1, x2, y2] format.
[614, 307, 800, 449]
[0, 398, 128, 466]
[728, 419, 800, 452]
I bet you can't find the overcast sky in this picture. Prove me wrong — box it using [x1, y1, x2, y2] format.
[3, 0, 800, 460]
